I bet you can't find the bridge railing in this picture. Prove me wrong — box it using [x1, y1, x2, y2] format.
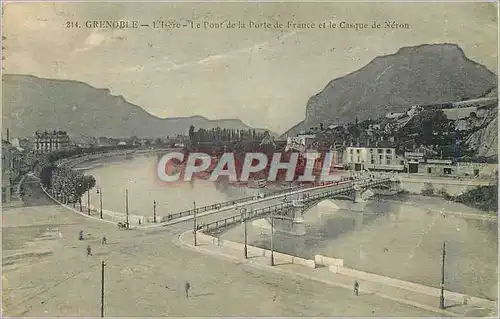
[201, 178, 392, 233]
[161, 177, 358, 222]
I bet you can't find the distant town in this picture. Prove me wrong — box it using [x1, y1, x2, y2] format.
[2, 95, 498, 208]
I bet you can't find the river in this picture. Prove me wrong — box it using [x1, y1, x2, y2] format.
[75, 153, 262, 219]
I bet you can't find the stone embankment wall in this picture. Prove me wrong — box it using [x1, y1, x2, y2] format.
[398, 176, 495, 196]
[198, 231, 496, 309]
[56, 150, 133, 168]
[329, 266, 496, 309]
[197, 231, 316, 268]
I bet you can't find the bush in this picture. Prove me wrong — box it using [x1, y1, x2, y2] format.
[437, 187, 450, 199]
[421, 182, 435, 196]
[454, 184, 498, 212]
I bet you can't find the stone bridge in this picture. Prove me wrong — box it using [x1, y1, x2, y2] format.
[201, 177, 401, 236]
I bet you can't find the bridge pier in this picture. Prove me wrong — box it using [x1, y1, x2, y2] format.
[265, 208, 306, 236]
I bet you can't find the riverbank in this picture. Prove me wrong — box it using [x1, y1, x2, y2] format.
[179, 230, 496, 317]
[221, 193, 498, 301]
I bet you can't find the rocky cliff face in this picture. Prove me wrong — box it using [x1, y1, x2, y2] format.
[286, 44, 497, 136]
[465, 107, 498, 158]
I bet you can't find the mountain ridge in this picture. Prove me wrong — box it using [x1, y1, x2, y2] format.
[285, 43, 497, 136]
[2, 74, 272, 139]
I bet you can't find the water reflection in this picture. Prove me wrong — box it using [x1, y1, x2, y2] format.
[224, 196, 498, 300]
[85, 154, 258, 218]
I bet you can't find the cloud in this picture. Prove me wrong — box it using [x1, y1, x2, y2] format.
[75, 30, 123, 53]
[121, 31, 298, 73]
[173, 31, 298, 68]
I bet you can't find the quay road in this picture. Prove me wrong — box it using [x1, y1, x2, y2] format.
[1, 174, 442, 317]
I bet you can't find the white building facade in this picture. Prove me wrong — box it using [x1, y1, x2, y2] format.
[344, 147, 404, 171]
[34, 131, 71, 154]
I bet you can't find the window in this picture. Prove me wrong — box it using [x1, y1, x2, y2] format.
[386, 159, 391, 165]
[377, 149, 383, 154]
[357, 156, 360, 162]
[350, 149, 353, 154]
[356, 149, 360, 154]
[379, 155, 383, 160]
[386, 149, 392, 154]
[369, 149, 373, 153]
[371, 159, 375, 164]
[400, 160, 404, 165]
[386, 155, 391, 160]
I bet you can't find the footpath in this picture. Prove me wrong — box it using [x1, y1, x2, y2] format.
[178, 231, 497, 318]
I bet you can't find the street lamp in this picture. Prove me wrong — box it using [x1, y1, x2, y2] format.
[87, 187, 91, 215]
[270, 206, 275, 266]
[153, 200, 157, 223]
[193, 201, 197, 246]
[240, 208, 248, 258]
[125, 189, 129, 229]
[78, 182, 83, 212]
[96, 188, 103, 219]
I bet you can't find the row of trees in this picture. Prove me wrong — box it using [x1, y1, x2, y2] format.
[38, 151, 97, 209]
[188, 125, 269, 144]
[48, 167, 96, 207]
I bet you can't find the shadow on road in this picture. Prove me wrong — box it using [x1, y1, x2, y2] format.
[18, 178, 55, 208]
[191, 292, 215, 298]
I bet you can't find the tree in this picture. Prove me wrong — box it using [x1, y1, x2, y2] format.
[188, 125, 195, 143]
[40, 164, 55, 188]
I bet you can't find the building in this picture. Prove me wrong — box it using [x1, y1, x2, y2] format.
[404, 152, 425, 173]
[344, 146, 405, 171]
[285, 134, 316, 153]
[34, 131, 71, 154]
[416, 160, 497, 178]
[2, 140, 13, 203]
[343, 147, 369, 171]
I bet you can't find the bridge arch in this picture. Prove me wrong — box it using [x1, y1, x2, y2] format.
[200, 177, 399, 236]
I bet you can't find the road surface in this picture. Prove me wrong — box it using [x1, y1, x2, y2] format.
[2, 176, 441, 317]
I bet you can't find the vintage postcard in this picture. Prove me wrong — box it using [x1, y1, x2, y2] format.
[1, 1, 498, 317]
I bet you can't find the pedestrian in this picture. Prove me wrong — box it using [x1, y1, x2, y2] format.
[79, 230, 84, 241]
[184, 281, 191, 298]
[354, 280, 359, 296]
[102, 235, 107, 245]
[87, 244, 92, 257]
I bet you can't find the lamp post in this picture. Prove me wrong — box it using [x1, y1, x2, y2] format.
[97, 188, 103, 219]
[270, 206, 275, 266]
[241, 208, 248, 259]
[153, 200, 157, 223]
[439, 241, 446, 309]
[125, 189, 129, 229]
[87, 188, 91, 215]
[193, 201, 197, 246]
[78, 182, 83, 211]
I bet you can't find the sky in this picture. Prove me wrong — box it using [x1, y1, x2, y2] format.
[2, 1, 498, 134]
